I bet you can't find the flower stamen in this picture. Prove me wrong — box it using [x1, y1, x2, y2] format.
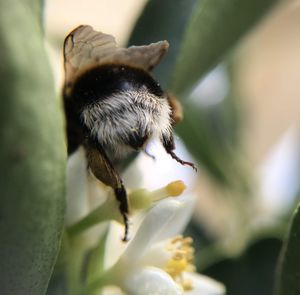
[163, 235, 196, 291]
[182, 278, 193, 291]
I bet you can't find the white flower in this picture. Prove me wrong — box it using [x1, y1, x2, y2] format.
[88, 194, 225, 295]
[66, 150, 225, 295]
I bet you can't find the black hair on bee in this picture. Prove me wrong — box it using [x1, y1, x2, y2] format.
[63, 25, 196, 241]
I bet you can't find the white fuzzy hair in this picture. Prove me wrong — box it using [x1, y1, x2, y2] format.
[81, 87, 172, 159]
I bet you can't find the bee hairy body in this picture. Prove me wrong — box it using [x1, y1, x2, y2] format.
[64, 64, 172, 163]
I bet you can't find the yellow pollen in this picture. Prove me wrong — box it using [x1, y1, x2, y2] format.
[171, 235, 183, 244]
[186, 252, 194, 261]
[165, 181, 186, 196]
[163, 235, 196, 291]
[173, 252, 185, 260]
[182, 279, 193, 291]
[165, 259, 188, 276]
[183, 237, 193, 245]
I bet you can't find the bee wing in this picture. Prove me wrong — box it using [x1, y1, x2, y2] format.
[63, 25, 169, 86]
[63, 25, 118, 85]
[113, 41, 169, 71]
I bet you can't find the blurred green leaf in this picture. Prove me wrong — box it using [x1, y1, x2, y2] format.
[201, 237, 282, 295]
[128, 0, 197, 88]
[176, 101, 230, 185]
[175, 60, 250, 190]
[276, 202, 300, 295]
[86, 228, 109, 284]
[171, 0, 278, 95]
[175, 98, 250, 191]
[0, 1, 66, 294]
[46, 273, 67, 295]
[128, 0, 277, 189]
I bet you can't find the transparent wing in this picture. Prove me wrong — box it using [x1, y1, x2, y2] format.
[63, 25, 117, 84]
[113, 41, 169, 71]
[63, 25, 169, 86]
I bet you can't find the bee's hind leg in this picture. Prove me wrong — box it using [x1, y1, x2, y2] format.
[85, 139, 130, 242]
[114, 185, 130, 241]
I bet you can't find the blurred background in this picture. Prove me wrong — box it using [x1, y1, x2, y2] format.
[45, 1, 300, 294]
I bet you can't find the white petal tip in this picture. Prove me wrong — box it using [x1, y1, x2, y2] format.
[184, 273, 226, 295]
[123, 267, 183, 295]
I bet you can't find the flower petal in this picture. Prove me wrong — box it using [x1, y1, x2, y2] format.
[104, 221, 129, 269]
[101, 286, 124, 295]
[184, 272, 226, 295]
[154, 194, 196, 242]
[123, 267, 183, 295]
[123, 199, 182, 261]
[66, 147, 89, 225]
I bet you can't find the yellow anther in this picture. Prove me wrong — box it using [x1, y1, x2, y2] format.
[173, 252, 185, 260]
[183, 237, 193, 245]
[171, 235, 183, 244]
[182, 279, 193, 291]
[163, 235, 196, 291]
[184, 246, 194, 253]
[165, 259, 188, 276]
[186, 252, 194, 261]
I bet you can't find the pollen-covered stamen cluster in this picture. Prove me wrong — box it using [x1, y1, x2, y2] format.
[164, 235, 195, 291]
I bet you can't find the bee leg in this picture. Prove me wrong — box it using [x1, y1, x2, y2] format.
[114, 185, 129, 242]
[161, 134, 197, 171]
[84, 141, 130, 242]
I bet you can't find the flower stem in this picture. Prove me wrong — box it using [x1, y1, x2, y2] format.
[67, 180, 187, 237]
[67, 199, 122, 237]
[79, 264, 121, 295]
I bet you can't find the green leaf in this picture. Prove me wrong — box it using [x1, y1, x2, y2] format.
[128, 0, 197, 88]
[175, 100, 250, 191]
[171, 0, 278, 95]
[0, 1, 66, 294]
[276, 201, 300, 295]
[86, 227, 110, 285]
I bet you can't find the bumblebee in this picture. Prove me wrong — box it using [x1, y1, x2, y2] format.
[63, 25, 196, 241]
